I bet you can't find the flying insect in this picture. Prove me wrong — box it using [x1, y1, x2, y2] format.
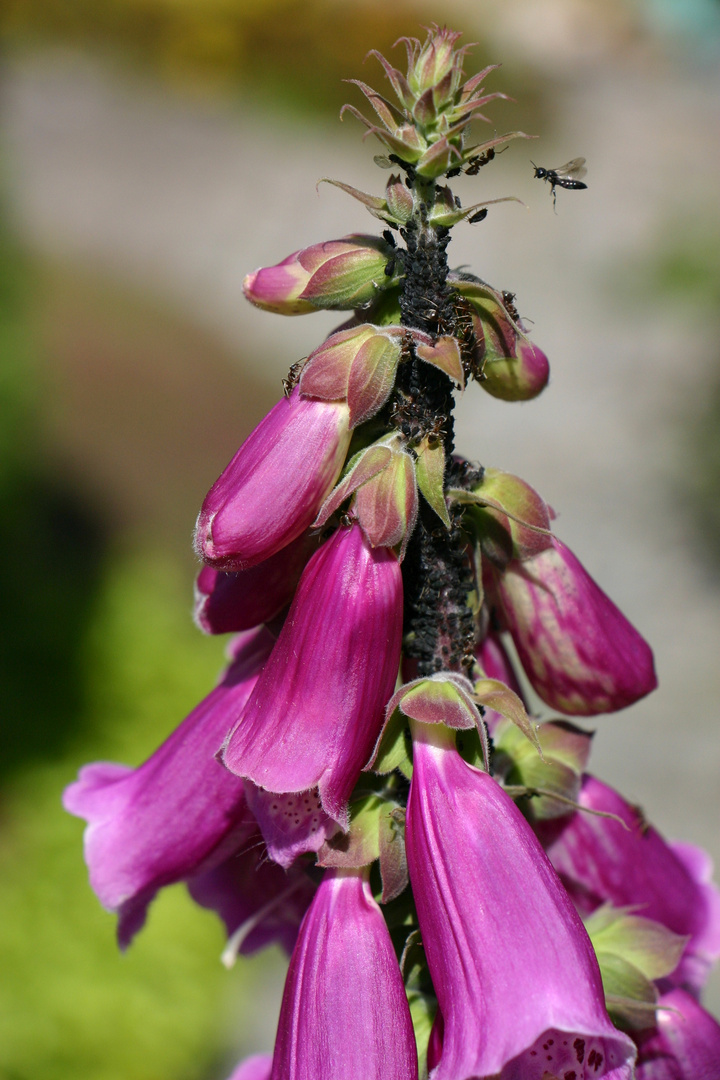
[531, 157, 587, 209]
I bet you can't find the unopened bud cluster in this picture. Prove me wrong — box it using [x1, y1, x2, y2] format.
[65, 25, 720, 1080]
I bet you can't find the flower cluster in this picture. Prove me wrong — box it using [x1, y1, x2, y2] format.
[65, 24, 720, 1080]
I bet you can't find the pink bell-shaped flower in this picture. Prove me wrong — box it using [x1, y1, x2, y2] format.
[187, 834, 315, 958]
[194, 530, 318, 634]
[406, 721, 636, 1080]
[63, 628, 273, 947]
[494, 538, 657, 714]
[195, 389, 351, 571]
[269, 868, 418, 1080]
[222, 524, 403, 829]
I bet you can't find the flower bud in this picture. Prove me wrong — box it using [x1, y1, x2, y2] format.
[385, 174, 413, 223]
[495, 538, 657, 714]
[451, 276, 550, 401]
[483, 337, 550, 401]
[243, 236, 395, 315]
[407, 27, 462, 99]
[195, 389, 351, 571]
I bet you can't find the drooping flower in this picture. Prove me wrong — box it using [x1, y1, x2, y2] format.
[492, 537, 657, 714]
[63, 628, 273, 947]
[243, 235, 396, 315]
[195, 389, 351, 571]
[187, 834, 315, 958]
[634, 988, 720, 1078]
[405, 721, 636, 1080]
[539, 775, 720, 996]
[194, 530, 318, 634]
[268, 868, 418, 1080]
[222, 524, 403, 829]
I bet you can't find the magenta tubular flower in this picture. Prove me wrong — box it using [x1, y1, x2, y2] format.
[494, 538, 657, 714]
[187, 833, 315, 955]
[540, 775, 720, 996]
[226, 1056, 272, 1080]
[63, 627, 274, 947]
[406, 723, 636, 1080]
[195, 389, 351, 571]
[194, 531, 317, 634]
[634, 988, 720, 1079]
[269, 868, 418, 1080]
[222, 524, 403, 828]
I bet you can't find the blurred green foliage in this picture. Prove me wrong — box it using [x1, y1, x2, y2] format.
[0, 546, 285, 1080]
[2, 0, 433, 113]
[0, 194, 109, 777]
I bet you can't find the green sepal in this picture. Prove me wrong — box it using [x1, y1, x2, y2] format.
[464, 505, 513, 568]
[415, 334, 465, 388]
[474, 678, 541, 755]
[379, 805, 408, 903]
[361, 285, 403, 326]
[448, 468, 553, 562]
[400, 677, 481, 730]
[347, 332, 402, 428]
[595, 951, 658, 1031]
[416, 435, 451, 527]
[317, 178, 388, 216]
[494, 719, 592, 819]
[585, 905, 689, 1031]
[429, 193, 525, 228]
[316, 794, 383, 868]
[456, 725, 487, 769]
[313, 442, 392, 527]
[407, 989, 437, 1080]
[369, 706, 413, 778]
[585, 905, 688, 982]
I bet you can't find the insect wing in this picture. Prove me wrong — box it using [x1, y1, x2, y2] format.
[552, 157, 587, 181]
